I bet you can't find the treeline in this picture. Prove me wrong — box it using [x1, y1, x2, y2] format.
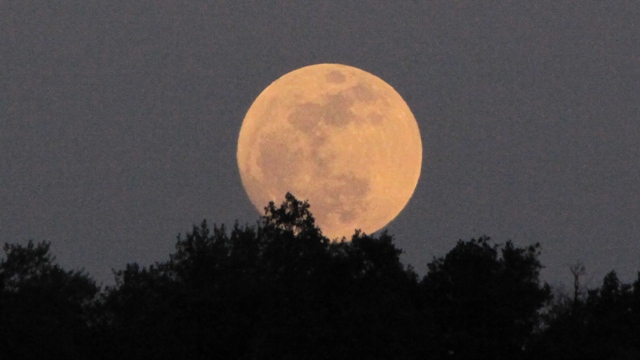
[1, 194, 639, 359]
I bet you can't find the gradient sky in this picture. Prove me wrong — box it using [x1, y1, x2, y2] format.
[1, 1, 639, 287]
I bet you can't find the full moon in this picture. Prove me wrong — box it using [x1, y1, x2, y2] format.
[237, 63, 422, 240]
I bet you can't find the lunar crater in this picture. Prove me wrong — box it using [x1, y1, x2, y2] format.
[326, 70, 346, 83]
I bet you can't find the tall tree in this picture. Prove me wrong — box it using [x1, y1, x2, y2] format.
[531, 270, 640, 360]
[420, 237, 550, 360]
[0, 241, 98, 359]
[98, 194, 421, 359]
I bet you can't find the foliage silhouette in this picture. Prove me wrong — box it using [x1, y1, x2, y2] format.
[1, 194, 638, 359]
[95, 194, 422, 359]
[530, 270, 640, 359]
[421, 236, 551, 360]
[0, 241, 98, 359]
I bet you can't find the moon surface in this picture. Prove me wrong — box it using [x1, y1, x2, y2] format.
[237, 63, 422, 240]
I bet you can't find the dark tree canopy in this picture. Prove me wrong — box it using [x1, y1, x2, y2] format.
[531, 270, 640, 360]
[0, 194, 637, 359]
[94, 194, 422, 360]
[0, 241, 98, 359]
[421, 237, 551, 360]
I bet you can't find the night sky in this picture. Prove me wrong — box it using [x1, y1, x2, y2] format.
[1, 1, 639, 287]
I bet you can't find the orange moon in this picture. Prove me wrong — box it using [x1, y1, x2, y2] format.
[237, 63, 422, 240]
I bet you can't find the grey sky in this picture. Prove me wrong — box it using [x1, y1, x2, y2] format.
[1, 1, 639, 287]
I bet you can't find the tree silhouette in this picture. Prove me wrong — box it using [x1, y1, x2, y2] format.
[96, 194, 423, 359]
[2, 195, 638, 359]
[570, 262, 586, 310]
[0, 241, 98, 359]
[530, 270, 640, 360]
[420, 236, 551, 360]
